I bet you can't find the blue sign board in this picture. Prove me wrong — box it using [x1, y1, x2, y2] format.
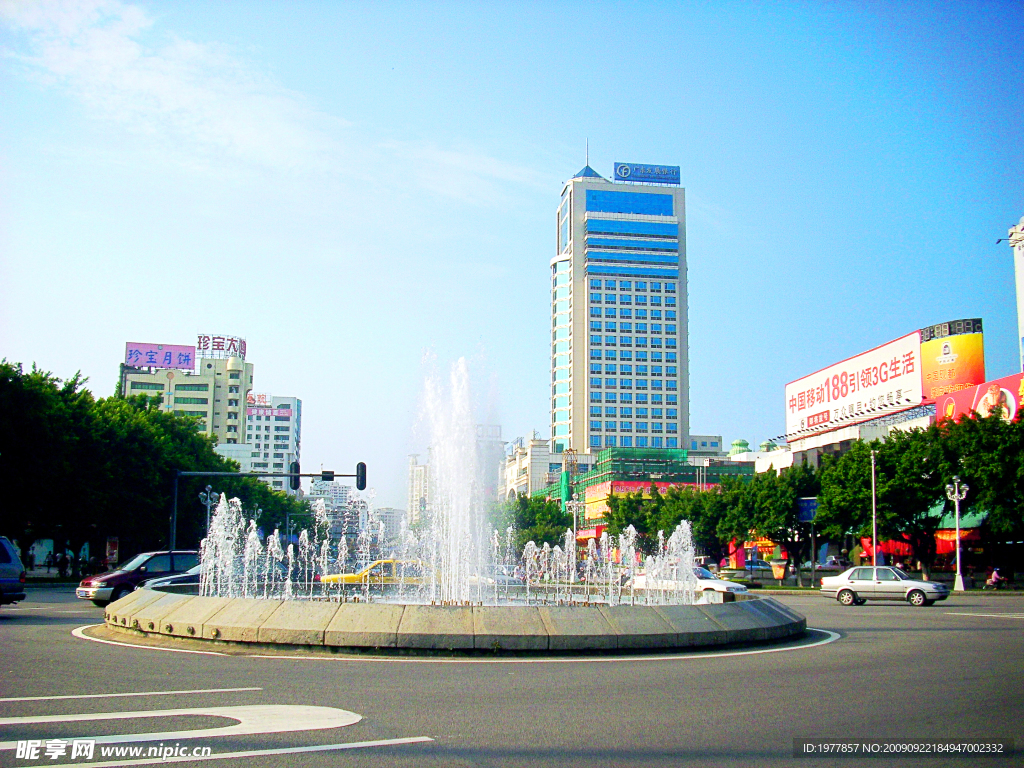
[797, 497, 819, 523]
[614, 162, 680, 185]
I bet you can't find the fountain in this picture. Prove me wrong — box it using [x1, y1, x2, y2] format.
[102, 359, 806, 652]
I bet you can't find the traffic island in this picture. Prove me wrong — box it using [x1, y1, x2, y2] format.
[101, 589, 806, 655]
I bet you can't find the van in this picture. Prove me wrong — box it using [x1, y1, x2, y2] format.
[0, 537, 27, 607]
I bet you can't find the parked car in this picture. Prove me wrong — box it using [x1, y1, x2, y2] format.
[138, 564, 202, 595]
[800, 557, 847, 571]
[629, 566, 749, 595]
[76, 550, 198, 606]
[820, 566, 950, 607]
[744, 559, 775, 579]
[0, 537, 27, 608]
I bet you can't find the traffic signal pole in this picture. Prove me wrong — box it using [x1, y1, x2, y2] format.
[168, 462, 366, 549]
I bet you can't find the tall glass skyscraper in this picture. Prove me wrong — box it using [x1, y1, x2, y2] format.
[550, 165, 688, 456]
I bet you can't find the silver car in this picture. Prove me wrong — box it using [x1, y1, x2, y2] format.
[820, 566, 950, 607]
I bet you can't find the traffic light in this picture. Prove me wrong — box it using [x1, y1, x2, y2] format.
[321, 470, 335, 482]
[289, 461, 300, 491]
[355, 461, 367, 491]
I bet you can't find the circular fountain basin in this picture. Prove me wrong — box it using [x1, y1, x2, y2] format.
[102, 589, 806, 653]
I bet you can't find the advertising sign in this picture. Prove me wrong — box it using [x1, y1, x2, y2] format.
[246, 408, 292, 418]
[936, 372, 1024, 423]
[196, 334, 246, 360]
[919, 318, 986, 401]
[786, 332, 923, 439]
[613, 162, 680, 185]
[125, 342, 196, 370]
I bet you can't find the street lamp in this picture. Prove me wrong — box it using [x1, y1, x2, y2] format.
[198, 485, 217, 537]
[870, 449, 878, 567]
[566, 492, 585, 582]
[945, 475, 969, 592]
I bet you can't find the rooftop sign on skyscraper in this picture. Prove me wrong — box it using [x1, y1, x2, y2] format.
[613, 162, 680, 185]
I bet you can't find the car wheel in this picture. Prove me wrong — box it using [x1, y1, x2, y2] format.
[907, 589, 927, 607]
[837, 589, 856, 606]
[110, 586, 130, 603]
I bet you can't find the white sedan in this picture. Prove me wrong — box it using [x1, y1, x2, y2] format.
[629, 566, 748, 595]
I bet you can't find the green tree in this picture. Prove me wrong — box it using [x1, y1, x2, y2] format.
[659, 484, 728, 564]
[498, 493, 572, 552]
[939, 411, 1023, 539]
[605, 484, 667, 551]
[0, 361, 311, 568]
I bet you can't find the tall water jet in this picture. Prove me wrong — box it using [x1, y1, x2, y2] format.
[422, 358, 486, 603]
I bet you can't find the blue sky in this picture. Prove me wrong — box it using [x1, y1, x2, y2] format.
[2, 0, 1021, 508]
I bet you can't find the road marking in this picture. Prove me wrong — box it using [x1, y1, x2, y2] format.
[72, 625, 227, 656]
[249, 628, 842, 664]
[21, 737, 434, 768]
[74, 622, 841, 664]
[945, 612, 1024, 619]
[0, 705, 361, 750]
[0, 687, 262, 703]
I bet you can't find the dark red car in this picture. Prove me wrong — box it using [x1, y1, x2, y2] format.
[76, 550, 198, 606]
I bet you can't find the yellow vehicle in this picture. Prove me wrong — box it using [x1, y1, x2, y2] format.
[319, 559, 430, 586]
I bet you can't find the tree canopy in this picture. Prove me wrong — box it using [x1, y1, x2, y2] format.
[602, 409, 1022, 578]
[0, 361, 308, 565]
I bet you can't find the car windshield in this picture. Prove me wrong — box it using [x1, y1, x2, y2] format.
[693, 567, 718, 580]
[115, 553, 151, 572]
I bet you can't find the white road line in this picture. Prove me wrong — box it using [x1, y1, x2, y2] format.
[74, 622, 841, 664]
[71, 625, 227, 656]
[249, 628, 842, 664]
[25, 737, 434, 768]
[945, 612, 1024, 619]
[0, 687, 261, 703]
[0, 705, 361, 750]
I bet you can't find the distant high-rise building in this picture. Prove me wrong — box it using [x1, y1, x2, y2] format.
[475, 424, 504, 502]
[308, 479, 354, 510]
[407, 454, 431, 525]
[244, 393, 301, 495]
[551, 164, 689, 458]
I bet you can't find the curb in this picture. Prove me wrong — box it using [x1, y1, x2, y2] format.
[102, 590, 807, 654]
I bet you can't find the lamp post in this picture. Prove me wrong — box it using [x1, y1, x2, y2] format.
[945, 475, 969, 592]
[566, 492, 585, 580]
[198, 485, 217, 537]
[870, 449, 878, 567]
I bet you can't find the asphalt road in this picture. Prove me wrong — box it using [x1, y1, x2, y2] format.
[1, 589, 1022, 768]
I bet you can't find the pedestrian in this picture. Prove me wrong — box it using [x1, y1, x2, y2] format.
[58, 552, 69, 578]
[44, 552, 53, 573]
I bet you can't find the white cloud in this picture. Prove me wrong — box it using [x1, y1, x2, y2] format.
[1, 0, 346, 172]
[0, 0, 542, 199]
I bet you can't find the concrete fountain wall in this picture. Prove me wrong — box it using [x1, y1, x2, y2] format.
[103, 589, 806, 653]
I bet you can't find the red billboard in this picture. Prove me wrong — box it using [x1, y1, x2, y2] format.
[936, 372, 1024, 423]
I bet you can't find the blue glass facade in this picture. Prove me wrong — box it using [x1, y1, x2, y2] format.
[585, 190, 674, 216]
[585, 220, 679, 237]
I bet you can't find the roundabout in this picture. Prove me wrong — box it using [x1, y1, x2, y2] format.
[100, 587, 807, 655]
[5, 589, 1022, 768]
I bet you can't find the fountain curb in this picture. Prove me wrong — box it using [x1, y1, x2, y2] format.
[104, 591, 806, 653]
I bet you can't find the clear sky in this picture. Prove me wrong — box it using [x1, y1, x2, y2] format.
[2, 0, 1022, 508]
